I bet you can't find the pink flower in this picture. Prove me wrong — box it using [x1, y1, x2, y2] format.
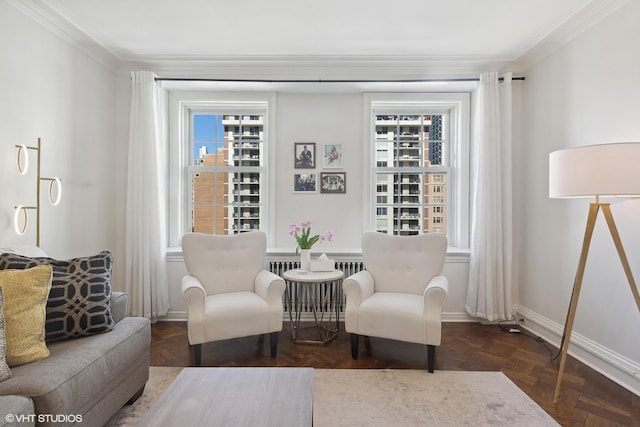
[288, 223, 301, 236]
[289, 220, 335, 250]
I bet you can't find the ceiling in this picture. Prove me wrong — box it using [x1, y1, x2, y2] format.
[11, 0, 627, 81]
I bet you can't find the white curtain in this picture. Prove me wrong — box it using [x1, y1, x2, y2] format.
[125, 71, 169, 321]
[465, 72, 513, 321]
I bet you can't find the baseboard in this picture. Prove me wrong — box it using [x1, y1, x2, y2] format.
[514, 305, 640, 397]
[442, 312, 477, 322]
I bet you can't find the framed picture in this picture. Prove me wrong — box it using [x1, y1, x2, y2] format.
[294, 173, 317, 193]
[323, 144, 343, 168]
[320, 172, 346, 194]
[294, 142, 315, 169]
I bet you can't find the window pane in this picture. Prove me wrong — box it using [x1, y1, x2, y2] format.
[193, 114, 226, 166]
[373, 113, 448, 236]
[191, 112, 264, 234]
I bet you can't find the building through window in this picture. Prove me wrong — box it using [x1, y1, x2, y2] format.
[190, 112, 265, 234]
[373, 114, 448, 235]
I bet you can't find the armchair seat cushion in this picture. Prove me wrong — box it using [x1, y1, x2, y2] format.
[357, 293, 425, 344]
[203, 292, 274, 342]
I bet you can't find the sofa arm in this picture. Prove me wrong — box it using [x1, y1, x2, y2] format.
[111, 292, 128, 323]
[0, 395, 35, 427]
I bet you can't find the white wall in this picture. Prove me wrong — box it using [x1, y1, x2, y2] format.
[272, 93, 363, 250]
[0, 2, 118, 260]
[517, 1, 640, 394]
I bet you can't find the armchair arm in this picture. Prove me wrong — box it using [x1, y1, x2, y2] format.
[181, 275, 207, 345]
[343, 270, 374, 333]
[181, 275, 206, 317]
[424, 275, 448, 305]
[343, 270, 375, 307]
[254, 269, 286, 305]
[423, 275, 448, 345]
[255, 270, 286, 332]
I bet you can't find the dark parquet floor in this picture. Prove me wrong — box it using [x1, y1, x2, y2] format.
[150, 321, 639, 426]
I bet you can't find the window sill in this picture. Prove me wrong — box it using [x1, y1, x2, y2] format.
[167, 246, 469, 262]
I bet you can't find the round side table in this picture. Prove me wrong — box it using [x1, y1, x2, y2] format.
[282, 269, 344, 345]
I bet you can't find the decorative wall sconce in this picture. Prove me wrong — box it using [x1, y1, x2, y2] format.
[14, 138, 62, 246]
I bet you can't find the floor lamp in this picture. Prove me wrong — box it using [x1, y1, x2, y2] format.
[549, 142, 640, 403]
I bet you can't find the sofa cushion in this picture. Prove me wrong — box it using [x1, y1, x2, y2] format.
[0, 252, 115, 342]
[0, 287, 11, 382]
[0, 266, 52, 367]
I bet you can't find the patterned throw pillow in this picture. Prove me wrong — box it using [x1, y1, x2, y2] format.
[0, 251, 115, 342]
[0, 287, 12, 381]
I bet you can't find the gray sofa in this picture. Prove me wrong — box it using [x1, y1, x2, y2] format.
[0, 291, 150, 427]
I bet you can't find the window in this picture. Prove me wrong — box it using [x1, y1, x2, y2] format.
[168, 93, 276, 247]
[191, 113, 264, 234]
[364, 94, 470, 248]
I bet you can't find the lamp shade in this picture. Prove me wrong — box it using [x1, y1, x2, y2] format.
[549, 142, 640, 199]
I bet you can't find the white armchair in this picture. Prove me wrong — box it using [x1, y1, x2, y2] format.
[181, 231, 285, 366]
[343, 232, 448, 372]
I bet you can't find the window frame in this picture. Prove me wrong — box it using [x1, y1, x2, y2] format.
[168, 91, 277, 247]
[362, 93, 470, 248]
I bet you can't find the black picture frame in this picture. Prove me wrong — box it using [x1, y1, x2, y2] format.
[294, 142, 315, 169]
[320, 172, 346, 193]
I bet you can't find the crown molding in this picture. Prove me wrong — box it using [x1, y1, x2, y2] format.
[6, 0, 120, 72]
[516, 0, 630, 70]
[21, 0, 624, 79]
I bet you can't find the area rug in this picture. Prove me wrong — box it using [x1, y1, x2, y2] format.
[106, 367, 558, 426]
[104, 367, 183, 426]
[313, 369, 558, 426]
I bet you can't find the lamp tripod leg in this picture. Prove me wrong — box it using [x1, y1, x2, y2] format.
[554, 203, 600, 403]
[601, 205, 640, 312]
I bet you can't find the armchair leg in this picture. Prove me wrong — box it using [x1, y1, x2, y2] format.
[427, 344, 435, 373]
[350, 334, 359, 359]
[192, 344, 202, 367]
[270, 332, 278, 358]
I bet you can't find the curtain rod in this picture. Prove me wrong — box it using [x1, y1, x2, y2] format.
[154, 76, 525, 83]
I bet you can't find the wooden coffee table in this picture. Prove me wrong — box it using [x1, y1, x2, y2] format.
[139, 367, 313, 426]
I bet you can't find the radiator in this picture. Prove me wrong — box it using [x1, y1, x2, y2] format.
[267, 258, 365, 317]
